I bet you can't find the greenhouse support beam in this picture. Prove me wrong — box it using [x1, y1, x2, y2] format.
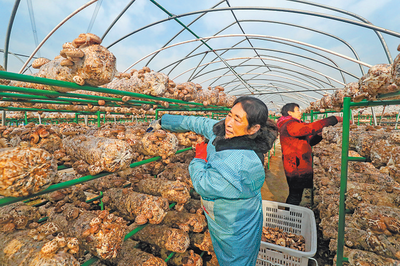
[371, 107, 377, 126]
[1, 110, 5, 126]
[3, 0, 21, 70]
[97, 111, 101, 127]
[287, 0, 393, 64]
[378, 106, 386, 126]
[395, 111, 400, 130]
[149, 0, 255, 94]
[336, 97, 351, 266]
[38, 113, 41, 124]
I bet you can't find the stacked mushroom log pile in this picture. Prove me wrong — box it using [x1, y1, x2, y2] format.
[37, 205, 127, 261]
[0, 201, 81, 265]
[312, 124, 400, 264]
[0, 202, 41, 233]
[305, 45, 400, 113]
[0, 136, 224, 265]
[73, 148, 210, 264]
[0, 228, 80, 265]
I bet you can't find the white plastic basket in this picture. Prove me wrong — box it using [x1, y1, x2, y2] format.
[257, 200, 317, 266]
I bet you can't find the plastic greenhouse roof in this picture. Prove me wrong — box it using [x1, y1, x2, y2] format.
[1, 0, 400, 111]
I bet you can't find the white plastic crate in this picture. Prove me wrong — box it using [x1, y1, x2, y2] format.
[257, 200, 317, 266]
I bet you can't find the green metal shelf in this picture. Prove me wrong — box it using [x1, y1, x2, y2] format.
[0, 70, 229, 264]
[0, 71, 230, 110]
[336, 96, 400, 265]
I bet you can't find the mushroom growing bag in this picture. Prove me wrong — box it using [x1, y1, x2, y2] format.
[0, 147, 57, 197]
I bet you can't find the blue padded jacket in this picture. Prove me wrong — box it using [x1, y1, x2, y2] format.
[161, 114, 265, 266]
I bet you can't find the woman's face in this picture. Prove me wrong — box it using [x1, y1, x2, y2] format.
[288, 106, 302, 120]
[225, 103, 253, 139]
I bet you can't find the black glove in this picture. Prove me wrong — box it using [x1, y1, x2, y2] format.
[146, 119, 162, 132]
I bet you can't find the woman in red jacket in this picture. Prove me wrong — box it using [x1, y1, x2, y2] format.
[277, 103, 342, 205]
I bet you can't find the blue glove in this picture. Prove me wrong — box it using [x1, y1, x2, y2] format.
[146, 119, 162, 133]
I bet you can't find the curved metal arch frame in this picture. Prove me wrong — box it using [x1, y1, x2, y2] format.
[192, 64, 335, 89]
[287, 0, 393, 63]
[231, 83, 315, 104]
[223, 77, 325, 97]
[191, 56, 332, 91]
[101, 0, 137, 40]
[145, 0, 227, 67]
[0, 49, 35, 74]
[159, 44, 358, 83]
[107, 6, 400, 50]
[224, 0, 270, 70]
[149, 1, 255, 93]
[165, 19, 364, 80]
[251, 87, 339, 95]
[218, 53, 340, 91]
[229, 66, 331, 88]
[201, 72, 326, 93]
[228, 85, 316, 105]
[170, 56, 346, 86]
[2, 0, 398, 108]
[188, 36, 361, 88]
[18, 0, 99, 74]
[170, 45, 359, 87]
[225, 81, 321, 99]
[3, 0, 21, 70]
[101, 5, 397, 103]
[126, 34, 371, 74]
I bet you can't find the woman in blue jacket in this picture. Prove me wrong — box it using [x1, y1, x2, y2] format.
[158, 96, 278, 266]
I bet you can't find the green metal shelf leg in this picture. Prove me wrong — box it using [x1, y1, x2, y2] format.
[336, 97, 351, 265]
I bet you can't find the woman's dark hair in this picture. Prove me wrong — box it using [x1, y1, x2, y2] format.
[281, 103, 299, 116]
[233, 96, 269, 128]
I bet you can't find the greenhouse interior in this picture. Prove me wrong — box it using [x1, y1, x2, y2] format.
[1, 0, 400, 265]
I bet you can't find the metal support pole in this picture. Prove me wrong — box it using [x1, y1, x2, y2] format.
[310, 110, 314, 123]
[379, 105, 386, 126]
[114, 116, 116, 123]
[24, 112, 28, 125]
[395, 110, 400, 130]
[371, 107, 377, 126]
[1, 110, 5, 126]
[97, 111, 101, 128]
[38, 113, 41, 124]
[84, 115, 88, 126]
[75, 113, 79, 124]
[336, 97, 351, 265]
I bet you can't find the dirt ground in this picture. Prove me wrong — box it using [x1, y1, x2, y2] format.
[262, 145, 312, 206]
[261, 145, 288, 202]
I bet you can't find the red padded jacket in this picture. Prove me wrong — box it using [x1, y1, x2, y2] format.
[277, 116, 339, 189]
